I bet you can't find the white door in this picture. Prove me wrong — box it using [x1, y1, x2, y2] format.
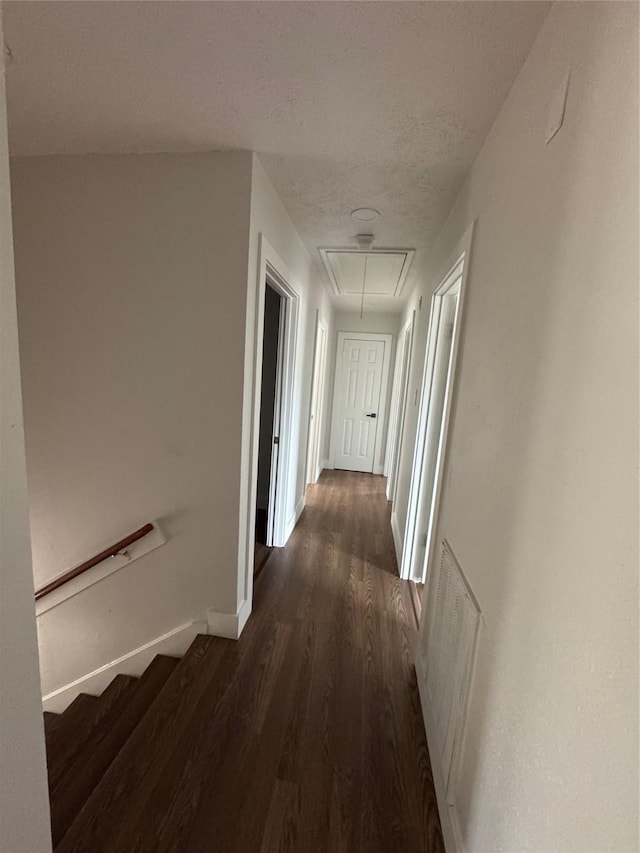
[401, 288, 459, 581]
[400, 224, 473, 582]
[331, 337, 386, 473]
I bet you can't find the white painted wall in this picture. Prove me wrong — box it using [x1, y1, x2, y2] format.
[0, 33, 52, 851]
[11, 148, 331, 699]
[324, 311, 401, 473]
[395, 3, 639, 850]
[11, 151, 254, 696]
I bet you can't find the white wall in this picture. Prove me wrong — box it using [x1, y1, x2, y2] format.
[395, 3, 639, 850]
[0, 32, 52, 851]
[11, 148, 332, 697]
[11, 151, 253, 695]
[248, 154, 333, 506]
[324, 310, 401, 473]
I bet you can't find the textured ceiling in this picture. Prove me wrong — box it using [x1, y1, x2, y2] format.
[3, 1, 550, 309]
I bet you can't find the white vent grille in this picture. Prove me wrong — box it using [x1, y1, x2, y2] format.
[424, 539, 480, 801]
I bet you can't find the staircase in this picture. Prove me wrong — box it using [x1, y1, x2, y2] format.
[43, 633, 235, 851]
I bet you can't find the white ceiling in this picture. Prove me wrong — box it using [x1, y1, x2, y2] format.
[3, 1, 550, 310]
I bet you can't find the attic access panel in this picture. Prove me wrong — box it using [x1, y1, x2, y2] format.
[319, 248, 415, 299]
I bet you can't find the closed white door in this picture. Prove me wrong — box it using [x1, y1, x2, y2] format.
[332, 337, 386, 472]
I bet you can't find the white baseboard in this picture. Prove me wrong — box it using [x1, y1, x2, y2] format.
[284, 514, 296, 542]
[417, 675, 466, 853]
[42, 618, 207, 713]
[296, 495, 305, 518]
[373, 463, 384, 475]
[385, 477, 394, 501]
[322, 458, 333, 470]
[391, 511, 403, 569]
[207, 598, 252, 640]
[236, 598, 252, 636]
[284, 494, 305, 540]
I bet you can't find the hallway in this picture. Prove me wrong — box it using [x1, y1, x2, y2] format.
[57, 471, 444, 852]
[2, 5, 636, 850]
[243, 469, 444, 852]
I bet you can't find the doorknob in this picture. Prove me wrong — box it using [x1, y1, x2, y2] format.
[365, 413, 377, 418]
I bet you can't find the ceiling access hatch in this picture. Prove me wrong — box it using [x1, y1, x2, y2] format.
[319, 248, 415, 299]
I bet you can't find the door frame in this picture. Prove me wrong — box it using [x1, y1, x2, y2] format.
[329, 331, 393, 475]
[384, 312, 415, 501]
[399, 224, 474, 583]
[263, 265, 298, 549]
[240, 234, 300, 618]
[306, 311, 329, 486]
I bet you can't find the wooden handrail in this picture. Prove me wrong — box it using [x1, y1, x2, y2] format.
[34, 523, 154, 601]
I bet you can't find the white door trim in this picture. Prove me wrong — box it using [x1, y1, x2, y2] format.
[306, 312, 329, 486]
[240, 234, 300, 615]
[329, 331, 393, 475]
[264, 263, 299, 548]
[383, 329, 404, 479]
[399, 223, 474, 582]
[384, 312, 414, 500]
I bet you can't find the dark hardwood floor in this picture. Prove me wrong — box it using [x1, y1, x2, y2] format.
[255, 507, 273, 578]
[58, 470, 444, 852]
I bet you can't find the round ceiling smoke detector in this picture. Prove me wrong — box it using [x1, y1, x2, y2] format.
[351, 207, 380, 223]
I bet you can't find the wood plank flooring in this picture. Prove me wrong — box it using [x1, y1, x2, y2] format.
[58, 470, 444, 852]
[254, 540, 273, 578]
[255, 507, 274, 577]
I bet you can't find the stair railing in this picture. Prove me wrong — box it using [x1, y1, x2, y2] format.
[34, 523, 155, 601]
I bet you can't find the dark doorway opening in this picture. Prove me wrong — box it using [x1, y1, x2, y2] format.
[255, 283, 282, 575]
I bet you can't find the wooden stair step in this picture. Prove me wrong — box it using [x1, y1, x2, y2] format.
[49, 655, 179, 847]
[44, 693, 99, 773]
[57, 635, 234, 852]
[47, 674, 138, 793]
[128, 619, 305, 852]
[43, 710, 61, 740]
